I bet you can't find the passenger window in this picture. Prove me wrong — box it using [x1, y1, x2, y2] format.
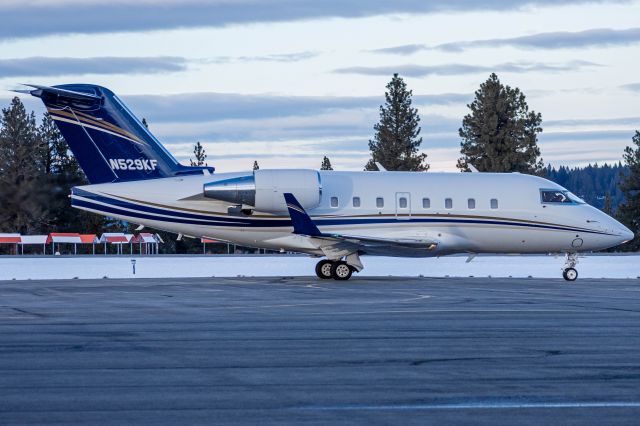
[490, 199, 498, 209]
[445, 198, 453, 209]
[399, 197, 407, 208]
[353, 197, 360, 207]
[330, 197, 338, 208]
[376, 197, 384, 208]
[468, 198, 476, 209]
[422, 198, 430, 209]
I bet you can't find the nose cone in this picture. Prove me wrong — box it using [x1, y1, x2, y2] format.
[618, 223, 635, 244]
[590, 208, 635, 249]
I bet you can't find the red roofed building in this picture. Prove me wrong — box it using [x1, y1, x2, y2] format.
[48, 233, 97, 255]
[99, 233, 133, 255]
[0, 233, 21, 255]
[131, 233, 161, 254]
[0, 233, 21, 244]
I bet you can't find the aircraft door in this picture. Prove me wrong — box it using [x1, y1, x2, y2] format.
[395, 192, 411, 220]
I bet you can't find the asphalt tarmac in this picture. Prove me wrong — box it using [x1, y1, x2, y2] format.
[0, 276, 639, 425]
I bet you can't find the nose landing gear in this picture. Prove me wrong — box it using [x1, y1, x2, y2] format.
[562, 253, 579, 281]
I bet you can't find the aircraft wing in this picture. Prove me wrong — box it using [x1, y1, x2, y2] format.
[283, 193, 438, 257]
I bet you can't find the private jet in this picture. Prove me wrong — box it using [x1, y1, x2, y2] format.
[22, 84, 634, 281]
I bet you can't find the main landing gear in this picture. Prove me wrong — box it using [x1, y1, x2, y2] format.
[315, 259, 357, 280]
[562, 252, 579, 282]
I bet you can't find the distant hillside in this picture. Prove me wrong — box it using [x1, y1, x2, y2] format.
[545, 163, 628, 212]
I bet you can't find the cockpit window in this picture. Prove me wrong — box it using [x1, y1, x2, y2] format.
[540, 189, 584, 204]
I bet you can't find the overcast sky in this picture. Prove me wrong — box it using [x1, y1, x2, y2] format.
[1, 0, 639, 172]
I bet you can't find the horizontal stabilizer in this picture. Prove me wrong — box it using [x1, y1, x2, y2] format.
[22, 84, 102, 102]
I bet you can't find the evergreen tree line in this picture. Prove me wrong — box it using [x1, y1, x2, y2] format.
[1, 70, 638, 252]
[545, 163, 628, 212]
[0, 98, 114, 236]
[364, 72, 639, 250]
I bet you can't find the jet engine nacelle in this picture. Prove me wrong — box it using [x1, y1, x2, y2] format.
[203, 169, 322, 213]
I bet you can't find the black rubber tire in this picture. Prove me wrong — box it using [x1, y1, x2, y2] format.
[315, 260, 334, 279]
[563, 267, 578, 281]
[330, 261, 353, 281]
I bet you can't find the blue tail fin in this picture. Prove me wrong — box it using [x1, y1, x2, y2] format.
[27, 84, 213, 184]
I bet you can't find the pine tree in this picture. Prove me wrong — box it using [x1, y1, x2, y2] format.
[617, 131, 640, 251]
[320, 156, 333, 170]
[602, 192, 613, 215]
[37, 113, 97, 232]
[253, 160, 259, 170]
[190, 141, 207, 166]
[458, 73, 543, 174]
[39, 113, 83, 177]
[365, 74, 429, 171]
[0, 97, 50, 233]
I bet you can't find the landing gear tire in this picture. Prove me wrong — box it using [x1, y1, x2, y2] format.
[563, 268, 578, 282]
[330, 261, 353, 281]
[315, 260, 334, 279]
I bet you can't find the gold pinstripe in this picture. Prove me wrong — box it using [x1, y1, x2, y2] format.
[47, 108, 144, 144]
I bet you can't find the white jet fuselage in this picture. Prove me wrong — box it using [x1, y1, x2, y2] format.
[71, 170, 632, 257]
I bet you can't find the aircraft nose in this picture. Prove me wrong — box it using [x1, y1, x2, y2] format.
[618, 224, 635, 244]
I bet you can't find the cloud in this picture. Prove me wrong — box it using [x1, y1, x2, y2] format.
[545, 117, 640, 127]
[206, 51, 320, 64]
[0, 0, 627, 41]
[149, 111, 460, 149]
[620, 82, 640, 92]
[374, 27, 640, 54]
[333, 61, 600, 77]
[0, 56, 187, 77]
[0, 52, 319, 79]
[122, 91, 469, 122]
[541, 129, 635, 142]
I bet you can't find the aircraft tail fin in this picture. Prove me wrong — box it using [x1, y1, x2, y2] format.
[26, 84, 213, 184]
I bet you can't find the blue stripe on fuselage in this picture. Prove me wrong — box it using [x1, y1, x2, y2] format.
[70, 189, 615, 235]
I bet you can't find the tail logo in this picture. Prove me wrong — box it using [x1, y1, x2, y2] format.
[109, 158, 158, 171]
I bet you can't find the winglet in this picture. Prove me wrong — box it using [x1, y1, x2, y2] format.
[283, 193, 322, 237]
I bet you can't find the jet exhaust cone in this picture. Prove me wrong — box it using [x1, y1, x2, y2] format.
[203, 175, 256, 206]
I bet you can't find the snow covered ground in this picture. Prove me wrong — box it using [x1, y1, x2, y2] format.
[0, 254, 638, 281]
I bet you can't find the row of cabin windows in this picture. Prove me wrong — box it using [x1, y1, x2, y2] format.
[330, 196, 499, 209]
